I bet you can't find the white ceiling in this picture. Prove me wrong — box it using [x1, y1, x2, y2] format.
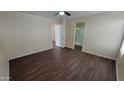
[19, 11, 106, 19]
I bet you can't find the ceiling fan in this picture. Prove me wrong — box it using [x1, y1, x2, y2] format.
[55, 11, 71, 16]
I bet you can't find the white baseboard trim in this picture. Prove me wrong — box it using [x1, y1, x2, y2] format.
[82, 50, 116, 60]
[9, 47, 53, 60]
[65, 46, 116, 60]
[65, 46, 74, 49]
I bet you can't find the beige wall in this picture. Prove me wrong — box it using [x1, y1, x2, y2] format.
[0, 37, 9, 81]
[117, 38, 124, 80]
[65, 12, 124, 60]
[51, 24, 55, 41]
[0, 12, 60, 60]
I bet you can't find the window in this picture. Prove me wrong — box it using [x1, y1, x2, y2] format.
[120, 40, 124, 56]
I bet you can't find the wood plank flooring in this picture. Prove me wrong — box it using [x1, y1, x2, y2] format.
[9, 47, 116, 81]
[74, 45, 82, 51]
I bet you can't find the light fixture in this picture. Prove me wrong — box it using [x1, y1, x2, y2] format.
[55, 11, 71, 16]
[59, 11, 65, 16]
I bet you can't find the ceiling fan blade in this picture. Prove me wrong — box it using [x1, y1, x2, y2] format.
[55, 12, 59, 16]
[65, 11, 71, 16]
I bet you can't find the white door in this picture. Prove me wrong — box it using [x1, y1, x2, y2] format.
[54, 24, 64, 47]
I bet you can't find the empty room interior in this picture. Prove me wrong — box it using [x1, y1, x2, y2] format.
[0, 11, 124, 81]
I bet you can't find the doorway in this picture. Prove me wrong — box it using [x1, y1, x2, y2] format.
[74, 22, 85, 51]
[52, 24, 64, 48]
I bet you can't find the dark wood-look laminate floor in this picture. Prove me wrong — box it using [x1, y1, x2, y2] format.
[9, 47, 116, 81]
[74, 45, 82, 51]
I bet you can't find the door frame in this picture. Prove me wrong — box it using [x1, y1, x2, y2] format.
[73, 22, 85, 50]
[53, 23, 65, 48]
